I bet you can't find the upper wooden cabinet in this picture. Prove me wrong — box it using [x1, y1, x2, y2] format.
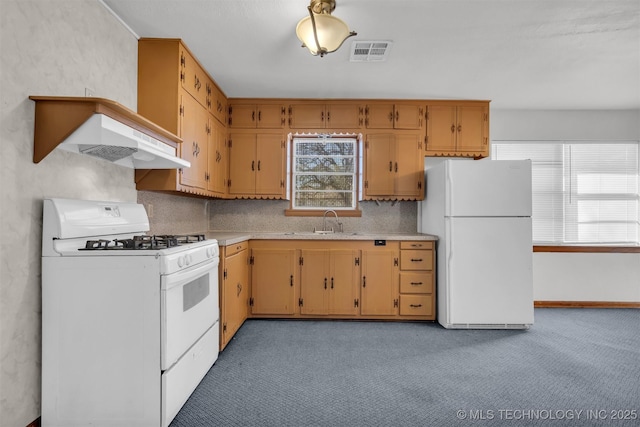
[365, 103, 423, 130]
[135, 38, 229, 198]
[228, 104, 286, 129]
[425, 102, 489, 157]
[227, 132, 286, 198]
[364, 132, 424, 200]
[288, 103, 362, 129]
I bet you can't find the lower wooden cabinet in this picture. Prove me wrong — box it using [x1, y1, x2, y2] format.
[219, 238, 436, 348]
[219, 241, 249, 350]
[249, 246, 297, 315]
[398, 241, 436, 318]
[360, 249, 399, 316]
[299, 249, 360, 316]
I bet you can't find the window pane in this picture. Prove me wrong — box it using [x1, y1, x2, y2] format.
[291, 136, 358, 209]
[493, 140, 640, 245]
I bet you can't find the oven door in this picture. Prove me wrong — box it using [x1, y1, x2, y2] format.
[161, 257, 219, 370]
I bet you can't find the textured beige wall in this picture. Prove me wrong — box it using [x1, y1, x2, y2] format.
[208, 199, 418, 234]
[0, 1, 138, 425]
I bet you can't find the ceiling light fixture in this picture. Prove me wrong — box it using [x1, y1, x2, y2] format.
[295, 0, 357, 57]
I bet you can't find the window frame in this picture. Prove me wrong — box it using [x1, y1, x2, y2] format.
[285, 133, 363, 216]
[491, 140, 640, 247]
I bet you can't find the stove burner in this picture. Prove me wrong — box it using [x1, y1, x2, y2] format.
[79, 234, 206, 251]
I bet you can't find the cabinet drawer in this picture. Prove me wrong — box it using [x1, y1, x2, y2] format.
[224, 241, 248, 257]
[399, 272, 433, 294]
[400, 241, 433, 250]
[400, 250, 433, 270]
[399, 295, 433, 316]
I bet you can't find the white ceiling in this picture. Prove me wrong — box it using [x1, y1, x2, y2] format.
[102, 0, 640, 110]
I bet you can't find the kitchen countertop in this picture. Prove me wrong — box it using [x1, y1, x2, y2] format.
[206, 231, 438, 246]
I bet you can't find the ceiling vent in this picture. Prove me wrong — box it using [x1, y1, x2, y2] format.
[350, 41, 393, 62]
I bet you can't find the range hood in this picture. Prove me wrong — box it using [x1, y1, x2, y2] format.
[29, 96, 190, 169]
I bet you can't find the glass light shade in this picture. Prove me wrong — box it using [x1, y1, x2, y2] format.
[296, 14, 353, 56]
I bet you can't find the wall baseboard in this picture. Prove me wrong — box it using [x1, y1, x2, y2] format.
[535, 301, 640, 308]
[26, 417, 40, 427]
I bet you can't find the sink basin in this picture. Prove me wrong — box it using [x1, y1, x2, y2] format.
[285, 230, 335, 235]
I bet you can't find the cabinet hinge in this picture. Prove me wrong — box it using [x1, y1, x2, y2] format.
[355, 257, 360, 266]
[223, 322, 227, 332]
[394, 299, 399, 308]
[249, 255, 254, 265]
[249, 297, 254, 306]
[223, 269, 227, 279]
[394, 258, 399, 266]
[418, 181, 422, 189]
[228, 117, 232, 126]
[228, 179, 232, 187]
[354, 299, 359, 308]
[228, 105, 232, 115]
[483, 113, 488, 121]
[298, 298, 304, 307]
[280, 180, 284, 188]
[179, 104, 184, 116]
[228, 139, 232, 148]
[364, 180, 368, 189]
[299, 256, 304, 266]
[425, 111, 429, 121]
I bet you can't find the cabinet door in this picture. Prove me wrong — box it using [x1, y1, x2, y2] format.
[328, 250, 359, 316]
[179, 92, 209, 189]
[361, 250, 398, 315]
[257, 105, 286, 129]
[425, 105, 457, 153]
[365, 134, 394, 196]
[289, 104, 325, 129]
[365, 104, 394, 129]
[223, 249, 248, 346]
[208, 82, 227, 125]
[180, 47, 207, 108]
[394, 104, 423, 129]
[250, 248, 296, 315]
[255, 134, 285, 196]
[300, 250, 329, 315]
[227, 133, 256, 194]
[394, 133, 423, 197]
[208, 117, 227, 195]
[228, 105, 257, 128]
[326, 104, 362, 129]
[456, 105, 488, 154]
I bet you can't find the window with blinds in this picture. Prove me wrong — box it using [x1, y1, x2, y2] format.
[492, 141, 640, 245]
[291, 136, 359, 209]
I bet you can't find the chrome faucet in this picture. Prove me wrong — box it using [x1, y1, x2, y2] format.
[322, 209, 343, 233]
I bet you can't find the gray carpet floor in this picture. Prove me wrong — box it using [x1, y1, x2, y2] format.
[171, 309, 640, 426]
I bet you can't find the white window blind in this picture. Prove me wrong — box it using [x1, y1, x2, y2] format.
[291, 136, 358, 210]
[492, 141, 640, 245]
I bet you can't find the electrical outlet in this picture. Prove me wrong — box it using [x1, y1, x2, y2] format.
[147, 204, 153, 218]
[85, 88, 96, 97]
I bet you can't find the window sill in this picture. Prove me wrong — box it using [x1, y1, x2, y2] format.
[533, 245, 640, 254]
[284, 209, 362, 217]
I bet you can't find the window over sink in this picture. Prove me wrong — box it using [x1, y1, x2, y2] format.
[288, 134, 363, 213]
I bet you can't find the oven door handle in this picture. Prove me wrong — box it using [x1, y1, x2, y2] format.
[161, 258, 218, 291]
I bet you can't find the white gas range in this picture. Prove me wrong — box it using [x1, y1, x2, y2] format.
[41, 198, 219, 427]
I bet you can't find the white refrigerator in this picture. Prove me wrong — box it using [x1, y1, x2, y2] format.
[419, 159, 534, 329]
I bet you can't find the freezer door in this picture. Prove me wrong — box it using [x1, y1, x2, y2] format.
[443, 216, 534, 327]
[446, 159, 532, 217]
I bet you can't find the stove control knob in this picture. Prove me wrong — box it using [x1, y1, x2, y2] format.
[177, 256, 185, 268]
[206, 247, 214, 258]
[185, 254, 192, 266]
